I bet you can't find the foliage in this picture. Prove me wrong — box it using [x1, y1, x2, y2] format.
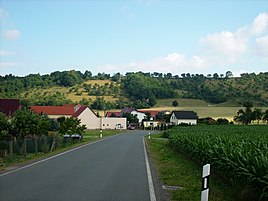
[167, 125, 268, 200]
[0, 112, 10, 138]
[58, 117, 86, 135]
[234, 102, 265, 125]
[216, 118, 230, 125]
[122, 113, 139, 124]
[11, 108, 50, 138]
[263, 109, 268, 124]
[172, 100, 178, 107]
[1, 70, 268, 107]
[122, 72, 176, 106]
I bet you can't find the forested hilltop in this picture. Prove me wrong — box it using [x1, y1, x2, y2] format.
[0, 70, 268, 109]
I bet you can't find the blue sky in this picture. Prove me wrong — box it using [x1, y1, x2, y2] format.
[0, 0, 268, 76]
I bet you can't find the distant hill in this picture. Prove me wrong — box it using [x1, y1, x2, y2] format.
[0, 71, 267, 109]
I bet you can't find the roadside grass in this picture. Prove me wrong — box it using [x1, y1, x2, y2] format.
[147, 135, 239, 201]
[0, 130, 123, 171]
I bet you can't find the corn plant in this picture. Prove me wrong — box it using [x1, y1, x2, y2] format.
[167, 125, 268, 200]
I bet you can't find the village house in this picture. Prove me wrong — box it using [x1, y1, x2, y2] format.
[107, 108, 146, 123]
[31, 104, 126, 130]
[143, 120, 160, 130]
[138, 109, 171, 120]
[72, 106, 126, 129]
[30, 104, 80, 119]
[170, 110, 198, 125]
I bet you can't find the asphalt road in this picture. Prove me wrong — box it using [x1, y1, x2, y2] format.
[0, 131, 156, 201]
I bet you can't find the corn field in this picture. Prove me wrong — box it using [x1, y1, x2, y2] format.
[167, 125, 268, 200]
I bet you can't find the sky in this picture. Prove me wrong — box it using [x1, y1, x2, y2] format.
[0, 0, 268, 77]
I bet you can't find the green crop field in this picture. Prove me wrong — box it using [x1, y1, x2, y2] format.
[165, 125, 268, 200]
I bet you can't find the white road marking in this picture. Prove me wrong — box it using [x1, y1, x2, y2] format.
[0, 135, 119, 177]
[143, 138, 157, 201]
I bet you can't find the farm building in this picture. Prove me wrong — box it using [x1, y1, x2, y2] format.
[170, 111, 198, 125]
[107, 108, 147, 123]
[73, 106, 126, 130]
[0, 99, 21, 116]
[31, 104, 126, 130]
[30, 104, 81, 119]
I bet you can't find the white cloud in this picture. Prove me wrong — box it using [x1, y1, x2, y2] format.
[200, 12, 268, 65]
[0, 50, 14, 56]
[255, 35, 268, 57]
[251, 12, 268, 35]
[99, 53, 207, 74]
[3, 29, 21, 40]
[200, 31, 247, 63]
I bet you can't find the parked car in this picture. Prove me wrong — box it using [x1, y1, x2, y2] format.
[128, 125, 135, 130]
[63, 134, 83, 141]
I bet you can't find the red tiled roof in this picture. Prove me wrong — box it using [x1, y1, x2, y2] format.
[0, 99, 20, 116]
[72, 106, 88, 118]
[137, 110, 160, 117]
[30, 105, 78, 115]
[106, 111, 121, 117]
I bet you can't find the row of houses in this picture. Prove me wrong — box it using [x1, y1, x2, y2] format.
[0, 99, 198, 130]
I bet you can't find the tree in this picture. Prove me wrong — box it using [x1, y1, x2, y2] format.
[234, 102, 253, 125]
[213, 73, 219, 79]
[11, 108, 50, 138]
[172, 100, 179, 107]
[216, 118, 229, 125]
[225, 71, 233, 78]
[122, 113, 139, 124]
[252, 108, 263, 124]
[58, 117, 86, 136]
[0, 112, 10, 138]
[263, 109, 268, 124]
[148, 95, 157, 107]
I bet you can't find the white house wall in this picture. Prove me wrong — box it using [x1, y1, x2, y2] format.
[76, 108, 127, 130]
[131, 111, 146, 123]
[170, 113, 177, 125]
[100, 117, 127, 129]
[177, 119, 197, 125]
[77, 108, 100, 129]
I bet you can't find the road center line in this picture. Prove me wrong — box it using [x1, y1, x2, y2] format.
[0, 134, 119, 177]
[143, 138, 157, 201]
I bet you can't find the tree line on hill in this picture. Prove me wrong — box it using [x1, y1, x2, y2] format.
[1, 70, 268, 108]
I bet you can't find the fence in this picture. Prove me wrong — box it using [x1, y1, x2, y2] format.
[0, 136, 77, 159]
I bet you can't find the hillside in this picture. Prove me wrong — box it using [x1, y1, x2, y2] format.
[0, 71, 268, 109]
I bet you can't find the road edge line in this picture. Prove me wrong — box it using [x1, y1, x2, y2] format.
[0, 134, 119, 177]
[143, 138, 157, 201]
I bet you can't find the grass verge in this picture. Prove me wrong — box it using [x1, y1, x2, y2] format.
[146, 135, 239, 201]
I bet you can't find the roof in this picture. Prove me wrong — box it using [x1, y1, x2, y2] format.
[172, 111, 198, 119]
[30, 105, 80, 115]
[137, 110, 161, 117]
[121, 108, 135, 114]
[106, 111, 122, 117]
[72, 106, 88, 118]
[0, 99, 20, 116]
